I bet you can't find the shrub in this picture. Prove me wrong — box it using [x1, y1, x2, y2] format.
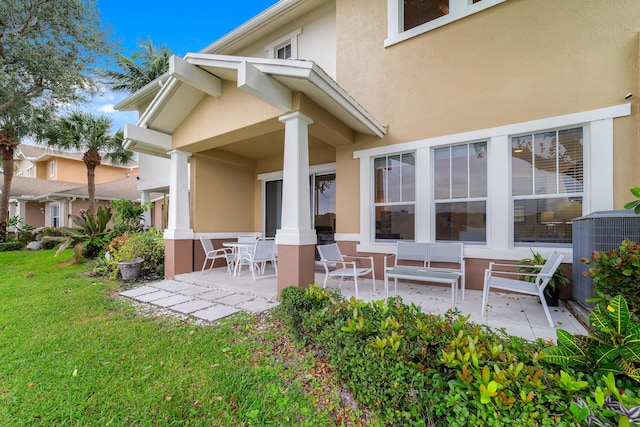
[103, 230, 164, 279]
[582, 239, 640, 312]
[0, 241, 24, 252]
[542, 295, 640, 383]
[276, 285, 601, 425]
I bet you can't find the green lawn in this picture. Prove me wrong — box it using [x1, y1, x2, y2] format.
[0, 250, 368, 426]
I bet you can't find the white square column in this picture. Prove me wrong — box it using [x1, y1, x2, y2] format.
[163, 149, 194, 279]
[276, 112, 317, 245]
[164, 149, 193, 240]
[275, 111, 318, 295]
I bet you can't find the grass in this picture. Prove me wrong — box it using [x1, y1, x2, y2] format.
[0, 250, 370, 426]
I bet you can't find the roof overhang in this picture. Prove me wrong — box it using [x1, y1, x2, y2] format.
[122, 54, 386, 157]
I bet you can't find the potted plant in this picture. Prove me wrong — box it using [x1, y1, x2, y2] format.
[112, 235, 144, 281]
[518, 249, 569, 306]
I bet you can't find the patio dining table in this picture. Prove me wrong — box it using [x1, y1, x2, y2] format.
[223, 241, 256, 276]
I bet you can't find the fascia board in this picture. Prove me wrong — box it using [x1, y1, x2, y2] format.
[114, 73, 169, 112]
[200, 0, 307, 54]
[137, 78, 181, 128]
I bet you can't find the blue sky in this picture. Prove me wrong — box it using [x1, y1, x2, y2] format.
[91, 0, 279, 132]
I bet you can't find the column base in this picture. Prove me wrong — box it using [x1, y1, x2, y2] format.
[164, 239, 194, 279]
[276, 244, 317, 299]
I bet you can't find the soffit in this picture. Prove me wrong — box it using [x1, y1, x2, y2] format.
[141, 55, 385, 139]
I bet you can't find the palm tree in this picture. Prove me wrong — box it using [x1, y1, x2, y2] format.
[40, 111, 133, 215]
[99, 38, 173, 93]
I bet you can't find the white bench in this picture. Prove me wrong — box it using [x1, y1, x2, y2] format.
[384, 242, 465, 308]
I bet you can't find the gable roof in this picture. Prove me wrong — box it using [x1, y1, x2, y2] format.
[15, 144, 139, 169]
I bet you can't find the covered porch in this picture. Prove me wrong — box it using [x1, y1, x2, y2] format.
[174, 266, 587, 342]
[123, 54, 386, 298]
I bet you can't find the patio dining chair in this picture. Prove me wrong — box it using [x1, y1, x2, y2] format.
[236, 237, 278, 281]
[481, 250, 564, 328]
[316, 243, 375, 299]
[199, 237, 234, 275]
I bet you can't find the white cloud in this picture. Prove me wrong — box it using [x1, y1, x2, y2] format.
[98, 104, 116, 113]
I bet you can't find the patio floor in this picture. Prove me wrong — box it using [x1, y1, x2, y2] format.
[176, 266, 588, 342]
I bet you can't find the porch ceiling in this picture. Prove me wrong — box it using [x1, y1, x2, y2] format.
[125, 54, 386, 157]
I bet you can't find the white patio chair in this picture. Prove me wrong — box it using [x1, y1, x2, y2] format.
[317, 243, 375, 299]
[199, 237, 234, 275]
[481, 250, 564, 328]
[236, 237, 278, 281]
[229, 234, 258, 273]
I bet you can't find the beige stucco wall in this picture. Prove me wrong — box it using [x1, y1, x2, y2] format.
[172, 82, 283, 151]
[232, 1, 337, 78]
[190, 154, 257, 233]
[47, 157, 133, 184]
[335, 0, 640, 217]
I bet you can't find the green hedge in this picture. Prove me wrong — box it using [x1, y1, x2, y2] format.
[0, 242, 24, 252]
[277, 285, 640, 426]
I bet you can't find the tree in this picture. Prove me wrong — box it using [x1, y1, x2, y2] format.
[41, 111, 133, 215]
[0, 0, 111, 241]
[99, 38, 173, 93]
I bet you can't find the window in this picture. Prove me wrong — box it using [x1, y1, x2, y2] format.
[511, 127, 583, 245]
[264, 28, 301, 60]
[276, 43, 292, 60]
[49, 160, 56, 178]
[50, 203, 60, 228]
[26, 166, 33, 178]
[434, 142, 487, 242]
[374, 153, 416, 241]
[386, 0, 506, 47]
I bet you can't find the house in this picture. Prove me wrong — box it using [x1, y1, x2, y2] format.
[117, 0, 639, 296]
[4, 175, 162, 229]
[8, 144, 167, 230]
[14, 144, 138, 183]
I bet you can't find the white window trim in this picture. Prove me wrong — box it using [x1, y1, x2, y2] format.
[386, 0, 507, 47]
[26, 166, 33, 178]
[264, 28, 302, 59]
[50, 202, 61, 227]
[354, 103, 631, 260]
[49, 160, 56, 178]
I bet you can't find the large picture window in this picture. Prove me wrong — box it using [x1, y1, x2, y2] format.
[374, 153, 415, 241]
[434, 142, 487, 242]
[511, 127, 583, 245]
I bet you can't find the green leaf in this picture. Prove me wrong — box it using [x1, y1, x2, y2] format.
[590, 305, 615, 333]
[606, 295, 630, 334]
[631, 187, 640, 198]
[541, 346, 590, 367]
[595, 345, 619, 366]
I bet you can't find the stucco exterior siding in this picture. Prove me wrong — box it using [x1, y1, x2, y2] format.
[172, 82, 283, 151]
[231, 1, 337, 78]
[190, 154, 256, 233]
[336, 0, 640, 207]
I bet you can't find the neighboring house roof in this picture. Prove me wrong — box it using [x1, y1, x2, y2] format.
[15, 144, 139, 169]
[2, 174, 145, 202]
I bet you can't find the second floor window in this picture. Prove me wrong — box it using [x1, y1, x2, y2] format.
[49, 160, 56, 178]
[276, 43, 292, 60]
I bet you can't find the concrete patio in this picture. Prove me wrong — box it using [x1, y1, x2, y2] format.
[142, 265, 590, 342]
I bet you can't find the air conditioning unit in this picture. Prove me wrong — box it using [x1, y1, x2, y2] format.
[572, 210, 640, 310]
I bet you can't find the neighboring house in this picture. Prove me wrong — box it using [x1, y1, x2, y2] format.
[14, 144, 138, 183]
[4, 175, 161, 230]
[116, 0, 639, 296]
